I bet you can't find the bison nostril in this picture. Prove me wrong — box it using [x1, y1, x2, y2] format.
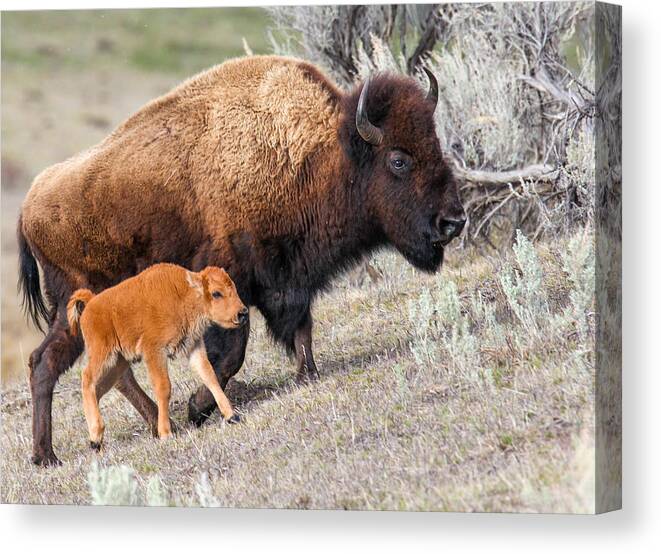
[437, 217, 466, 243]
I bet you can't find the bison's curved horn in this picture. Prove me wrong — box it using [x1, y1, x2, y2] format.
[423, 67, 439, 110]
[356, 77, 383, 146]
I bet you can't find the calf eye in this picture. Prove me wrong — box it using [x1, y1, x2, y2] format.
[212, 291, 223, 299]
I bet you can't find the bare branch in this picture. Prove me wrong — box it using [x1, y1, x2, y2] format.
[269, 2, 599, 247]
[518, 66, 593, 114]
[456, 164, 559, 186]
[406, 6, 444, 73]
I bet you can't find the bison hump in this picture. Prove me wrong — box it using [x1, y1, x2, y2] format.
[204, 57, 341, 175]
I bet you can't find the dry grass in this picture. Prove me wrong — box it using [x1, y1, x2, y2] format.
[1, 8, 596, 512]
[1, 8, 268, 386]
[1, 234, 596, 512]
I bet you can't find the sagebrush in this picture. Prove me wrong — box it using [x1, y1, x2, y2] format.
[269, 2, 607, 247]
[1, 231, 595, 511]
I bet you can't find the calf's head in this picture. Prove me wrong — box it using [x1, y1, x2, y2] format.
[188, 267, 248, 329]
[342, 71, 466, 272]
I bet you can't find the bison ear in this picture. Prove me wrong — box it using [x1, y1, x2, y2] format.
[186, 271, 205, 296]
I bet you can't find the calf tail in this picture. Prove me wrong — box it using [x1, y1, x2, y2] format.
[17, 215, 50, 333]
[67, 289, 95, 337]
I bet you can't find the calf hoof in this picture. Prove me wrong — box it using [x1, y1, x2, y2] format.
[31, 451, 62, 467]
[225, 414, 241, 425]
[89, 441, 103, 451]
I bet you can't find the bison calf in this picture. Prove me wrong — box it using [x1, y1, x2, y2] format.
[66, 263, 248, 449]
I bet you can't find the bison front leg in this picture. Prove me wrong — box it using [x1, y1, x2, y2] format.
[188, 321, 250, 427]
[294, 310, 319, 382]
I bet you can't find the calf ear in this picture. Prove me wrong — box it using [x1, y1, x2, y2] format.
[202, 266, 226, 275]
[201, 266, 229, 283]
[186, 271, 205, 296]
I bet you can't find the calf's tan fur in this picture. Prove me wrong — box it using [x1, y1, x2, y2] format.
[67, 263, 247, 448]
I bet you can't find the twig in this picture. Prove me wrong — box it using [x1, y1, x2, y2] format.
[455, 164, 559, 185]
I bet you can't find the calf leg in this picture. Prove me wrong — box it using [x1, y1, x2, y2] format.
[81, 355, 109, 449]
[143, 351, 172, 439]
[84, 357, 134, 448]
[114, 368, 160, 436]
[188, 321, 249, 427]
[29, 319, 83, 466]
[189, 345, 239, 423]
[95, 357, 130, 399]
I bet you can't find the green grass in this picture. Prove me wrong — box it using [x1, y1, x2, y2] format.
[1, 8, 271, 76]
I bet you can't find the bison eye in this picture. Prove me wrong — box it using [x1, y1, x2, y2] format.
[387, 150, 412, 176]
[212, 291, 223, 299]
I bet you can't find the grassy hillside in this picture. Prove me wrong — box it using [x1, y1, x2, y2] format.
[1, 8, 596, 512]
[1, 234, 595, 511]
[1, 8, 270, 75]
[1, 8, 270, 386]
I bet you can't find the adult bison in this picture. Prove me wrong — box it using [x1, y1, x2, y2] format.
[18, 55, 465, 466]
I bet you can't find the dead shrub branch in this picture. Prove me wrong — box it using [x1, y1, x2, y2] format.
[268, 2, 608, 248]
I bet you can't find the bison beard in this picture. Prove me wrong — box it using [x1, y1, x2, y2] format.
[18, 56, 464, 465]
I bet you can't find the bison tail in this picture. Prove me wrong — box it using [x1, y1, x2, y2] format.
[17, 216, 50, 333]
[67, 289, 94, 337]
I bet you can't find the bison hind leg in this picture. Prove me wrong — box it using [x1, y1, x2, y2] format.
[29, 318, 84, 467]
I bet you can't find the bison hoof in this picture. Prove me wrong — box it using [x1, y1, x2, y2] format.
[225, 414, 240, 425]
[31, 451, 62, 467]
[89, 441, 103, 451]
[188, 396, 213, 428]
[295, 368, 319, 384]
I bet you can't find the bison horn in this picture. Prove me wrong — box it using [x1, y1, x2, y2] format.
[423, 67, 439, 110]
[356, 77, 383, 146]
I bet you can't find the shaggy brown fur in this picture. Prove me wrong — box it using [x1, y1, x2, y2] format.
[67, 264, 247, 448]
[18, 55, 465, 465]
[21, 57, 341, 285]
